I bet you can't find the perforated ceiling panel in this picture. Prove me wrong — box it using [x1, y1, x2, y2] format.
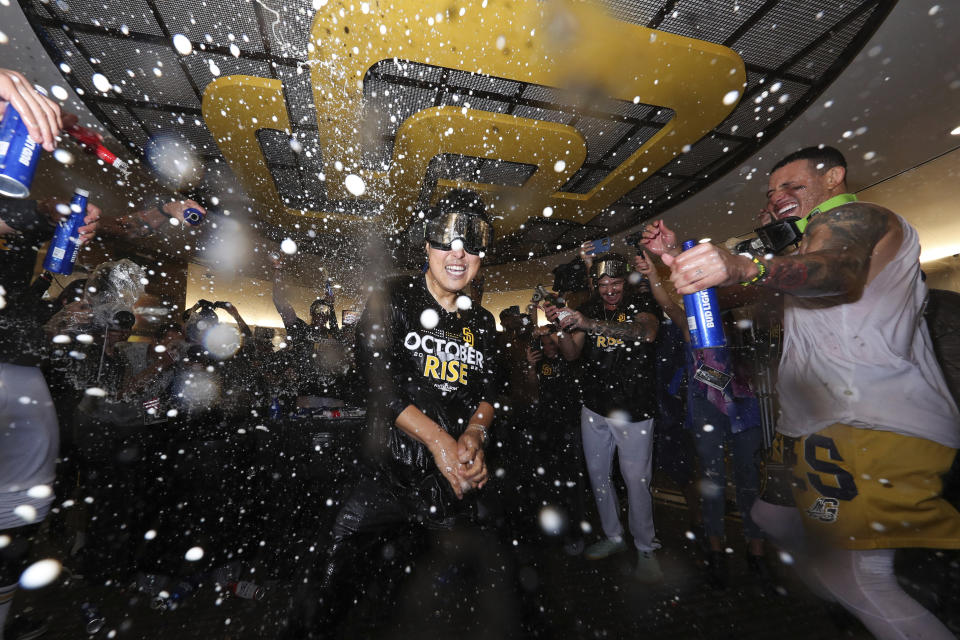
[20, 0, 896, 264]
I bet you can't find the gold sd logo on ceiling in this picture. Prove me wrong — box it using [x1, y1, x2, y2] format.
[201, 0, 745, 235]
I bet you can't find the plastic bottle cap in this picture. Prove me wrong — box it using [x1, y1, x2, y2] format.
[75, 188, 90, 197]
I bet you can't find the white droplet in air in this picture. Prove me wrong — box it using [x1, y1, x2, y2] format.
[144, 529, 157, 540]
[14, 505, 37, 523]
[420, 308, 440, 330]
[52, 334, 71, 344]
[203, 323, 242, 360]
[53, 149, 74, 165]
[20, 559, 62, 589]
[0, 535, 9, 549]
[208, 60, 221, 76]
[928, 5, 940, 16]
[172, 34, 192, 56]
[863, 151, 876, 161]
[538, 506, 565, 536]
[542, 206, 553, 217]
[85, 387, 107, 397]
[778, 550, 794, 565]
[0, 31, 7, 45]
[450, 238, 464, 252]
[722, 90, 740, 106]
[91, 73, 111, 93]
[184, 546, 204, 561]
[702, 423, 714, 432]
[50, 84, 69, 101]
[229, 43, 240, 58]
[553, 160, 566, 173]
[951, 126, 960, 136]
[495, 35, 507, 50]
[344, 173, 366, 196]
[280, 238, 297, 255]
[59, 62, 71, 74]
[289, 137, 303, 153]
[169, 217, 180, 227]
[456, 295, 472, 310]
[312, 0, 328, 7]
[27, 485, 53, 499]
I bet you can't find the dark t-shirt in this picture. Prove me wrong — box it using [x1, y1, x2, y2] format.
[1, 199, 53, 366]
[284, 318, 350, 399]
[536, 355, 579, 422]
[355, 274, 499, 486]
[577, 289, 658, 421]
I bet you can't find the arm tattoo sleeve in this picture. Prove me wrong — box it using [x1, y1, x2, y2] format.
[592, 314, 657, 343]
[762, 203, 894, 298]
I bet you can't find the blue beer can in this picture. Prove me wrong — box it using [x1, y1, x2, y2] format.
[680, 239, 726, 349]
[183, 206, 204, 225]
[43, 188, 89, 275]
[0, 102, 44, 198]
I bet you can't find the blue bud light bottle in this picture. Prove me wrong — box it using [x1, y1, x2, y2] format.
[43, 188, 89, 275]
[680, 239, 726, 349]
[183, 207, 204, 225]
[0, 90, 47, 198]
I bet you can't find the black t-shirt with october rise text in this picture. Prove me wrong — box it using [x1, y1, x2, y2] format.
[576, 289, 658, 422]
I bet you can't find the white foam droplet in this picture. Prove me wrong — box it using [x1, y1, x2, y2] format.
[722, 90, 740, 106]
[185, 546, 204, 561]
[495, 35, 507, 50]
[702, 424, 714, 432]
[172, 34, 192, 56]
[280, 238, 297, 255]
[456, 295, 472, 310]
[450, 238, 464, 252]
[538, 506, 564, 536]
[20, 559, 62, 589]
[50, 84, 69, 101]
[14, 505, 37, 523]
[229, 43, 240, 58]
[144, 529, 157, 540]
[420, 308, 440, 330]
[52, 334, 71, 344]
[85, 387, 107, 397]
[76, 333, 94, 344]
[27, 484, 53, 499]
[553, 160, 566, 173]
[542, 206, 553, 217]
[92, 73, 111, 93]
[208, 60, 220, 76]
[344, 173, 366, 196]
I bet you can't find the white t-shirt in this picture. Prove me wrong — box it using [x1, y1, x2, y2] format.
[777, 214, 960, 448]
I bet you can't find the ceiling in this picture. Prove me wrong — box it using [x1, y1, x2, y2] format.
[3, 0, 958, 298]
[10, 0, 895, 265]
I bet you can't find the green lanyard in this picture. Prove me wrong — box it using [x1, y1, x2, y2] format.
[796, 193, 858, 233]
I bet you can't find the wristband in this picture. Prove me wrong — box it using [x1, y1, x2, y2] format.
[741, 257, 768, 287]
[466, 423, 488, 443]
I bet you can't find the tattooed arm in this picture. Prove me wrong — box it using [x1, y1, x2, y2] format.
[665, 203, 900, 300]
[757, 203, 898, 298]
[583, 311, 659, 343]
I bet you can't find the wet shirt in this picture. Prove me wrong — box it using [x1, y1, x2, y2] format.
[577, 290, 658, 421]
[355, 275, 499, 484]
